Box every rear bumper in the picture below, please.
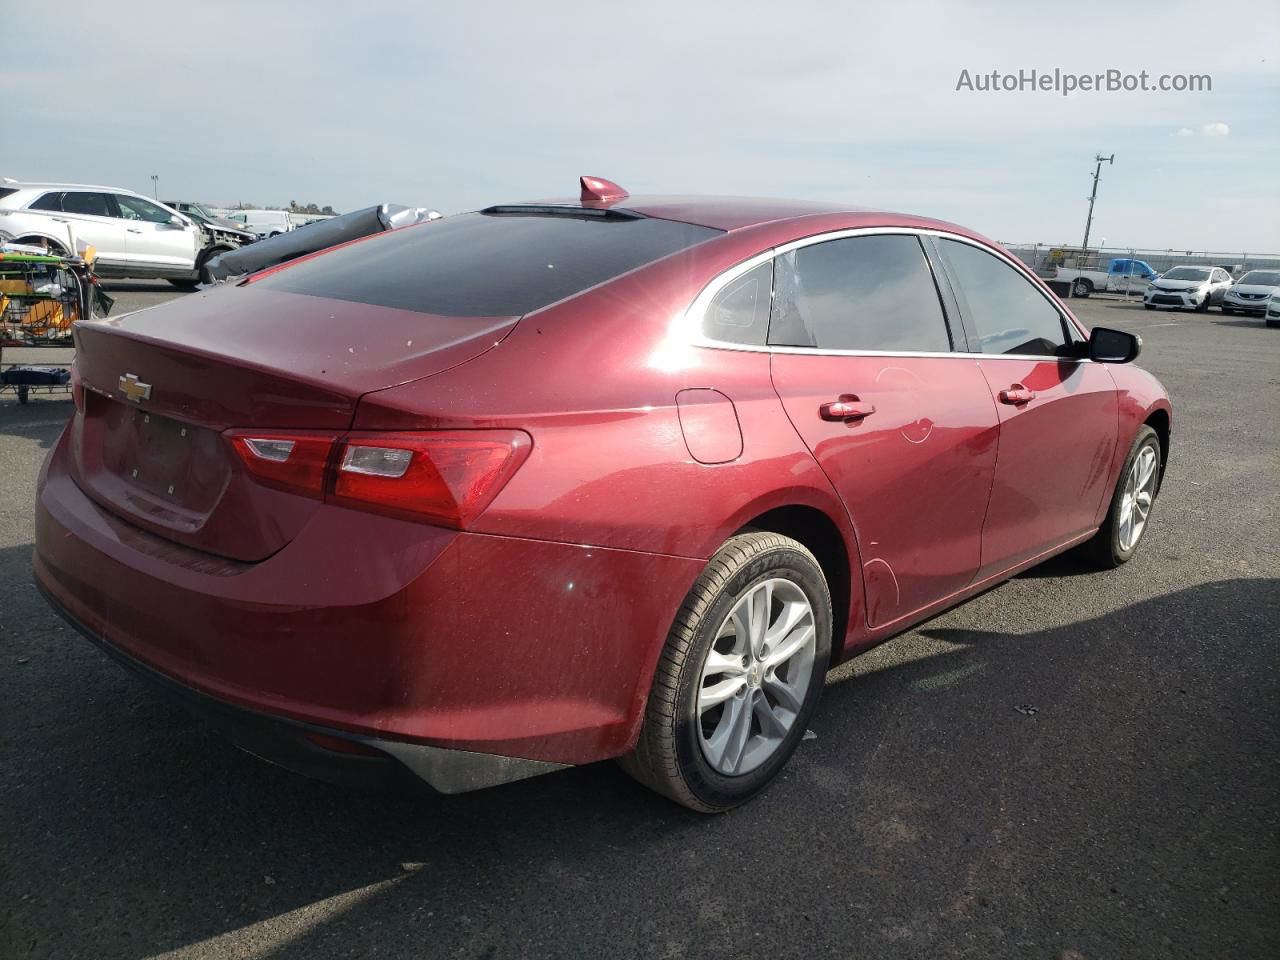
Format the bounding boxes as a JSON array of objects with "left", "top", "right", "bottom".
[
  {"left": 35, "top": 427, "right": 704, "bottom": 774},
  {"left": 40, "top": 583, "right": 566, "bottom": 792}
]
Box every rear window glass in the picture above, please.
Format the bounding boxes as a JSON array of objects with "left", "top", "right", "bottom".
[
  {"left": 257, "top": 210, "right": 722, "bottom": 317},
  {"left": 0, "top": 187, "right": 18, "bottom": 202}
]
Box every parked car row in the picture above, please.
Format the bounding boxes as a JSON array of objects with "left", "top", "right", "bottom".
[{"left": 1143, "top": 265, "right": 1280, "bottom": 322}]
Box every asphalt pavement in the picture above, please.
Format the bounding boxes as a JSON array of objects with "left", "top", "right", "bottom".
[{"left": 1, "top": 286, "right": 1277, "bottom": 959}]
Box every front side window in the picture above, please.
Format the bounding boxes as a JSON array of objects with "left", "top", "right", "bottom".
[
  {"left": 767, "top": 234, "right": 952, "bottom": 352},
  {"left": 702, "top": 261, "right": 772, "bottom": 345},
  {"left": 28, "top": 192, "right": 63, "bottom": 212},
  {"left": 938, "top": 239, "right": 1069, "bottom": 357},
  {"left": 114, "top": 195, "right": 172, "bottom": 223},
  {"left": 59, "top": 192, "right": 115, "bottom": 217}
]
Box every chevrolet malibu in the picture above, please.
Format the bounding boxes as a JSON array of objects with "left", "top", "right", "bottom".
[{"left": 35, "top": 177, "right": 1173, "bottom": 812}]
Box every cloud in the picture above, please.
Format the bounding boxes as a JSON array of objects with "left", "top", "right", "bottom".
[
  {"left": 1176, "top": 127, "right": 1195, "bottom": 136},
  {"left": 1201, "top": 122, "right": 1231, "bottom": 137}
]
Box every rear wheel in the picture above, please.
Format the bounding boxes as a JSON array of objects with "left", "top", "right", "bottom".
[
  {"left": 1081, "top": 426, "right": 1161, "bottom": 568},
  {"left": 619, "top": 532, "right": 832, "bottom": 812},
  {"left": 1072, "top": 278, "right": 1093, "bottom": 298},
  {"left": 1143, "top": 304, "right": 1156, "bottom": 311}
]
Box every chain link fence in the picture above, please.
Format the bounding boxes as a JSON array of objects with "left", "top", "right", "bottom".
[{"left": 1000, "top": 243, "right": 1280, "bottom": 278}]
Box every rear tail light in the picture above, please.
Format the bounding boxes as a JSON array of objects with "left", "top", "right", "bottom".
[
  {"left": 228, "top": 432, "right": 336, "bottom": 498},
  {"left": 332, "top": 431, "right": 530, "bottom": 527},
  {"left": 227, "top": 428, "right": 530, "bottom": 528}
]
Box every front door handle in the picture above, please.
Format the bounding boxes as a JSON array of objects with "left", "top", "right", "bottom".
[
  {"left": 820, "top": 395, "right": 876, "bottom": 422},
  {"left": 127, "top": 228, "right": 144, "bottom": 234},
  {"left": 999, "top": 384, "right": 1036, "bottom": 405}
]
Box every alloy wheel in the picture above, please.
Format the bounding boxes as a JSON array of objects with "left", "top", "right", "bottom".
[
  {"left": 697, "top": 578, "right": 816, "bottom": 776},
  {"left": 1118, "top": 445, "right": 1158, "bottom": 551}
]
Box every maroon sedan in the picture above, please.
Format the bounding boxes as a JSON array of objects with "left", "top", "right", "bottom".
[{"left": 34, "top": 177, "right": 1171, "bottom": 811}]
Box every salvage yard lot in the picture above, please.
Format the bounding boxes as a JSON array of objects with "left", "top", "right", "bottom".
[{"left": 1, "top": 287, "right": 1277, "bottom": 959}]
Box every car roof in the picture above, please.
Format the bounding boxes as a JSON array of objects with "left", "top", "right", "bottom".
[
  {"left": 5, "top": 181, "right": 147, "bottom": 195},
  {"left": 520, "top": 193, "right": 972, "bottom": 235}
]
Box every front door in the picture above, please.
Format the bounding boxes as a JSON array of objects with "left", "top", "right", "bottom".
[
  {"left": 112, "top": 194, "right": 199, "bottom": 271},
  {"left": 934, "top": 237, "right": 1119, "bottom": 576},
  {"left": 766, "top": 233, "right": 999, "bottom": 629}
]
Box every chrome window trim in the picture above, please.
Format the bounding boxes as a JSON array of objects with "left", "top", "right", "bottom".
[{"left": 684, "top": 225, "right": 1089, "bottom": 364}]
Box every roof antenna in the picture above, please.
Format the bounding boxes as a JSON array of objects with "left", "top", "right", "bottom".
[{"left": 580, "top": 176, "right": 628, "bottom": 203}]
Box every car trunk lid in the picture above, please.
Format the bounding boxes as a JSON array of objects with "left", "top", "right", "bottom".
[{"left": 70, "top": 284, "right": 516, "bottom": 561}]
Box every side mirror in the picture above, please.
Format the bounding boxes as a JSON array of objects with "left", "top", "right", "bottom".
[
  {"left": 168, "top": 214, "right": 186, "bottom": 227},
  {"left": 1089, "top": 326, "right": 1141, "bottom": 363}
]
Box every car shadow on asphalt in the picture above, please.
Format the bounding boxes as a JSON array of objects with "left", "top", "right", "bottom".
[
  {"left": 4, "top": 572, "right": 1278, "bottom": 959},
  {"left": 1211, "top": 318, "right": 1271, "bottom": 329},
  {"left": 100, "top": 281, "right": 177, "bottom": 294},
  {"left": 0, "top": 397, "right": 72, "bottom": 450}
]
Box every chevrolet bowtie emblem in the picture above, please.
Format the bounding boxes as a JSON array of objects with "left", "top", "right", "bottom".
[{"left": 117, "top": 373, "right": 151, "bottom": 403}]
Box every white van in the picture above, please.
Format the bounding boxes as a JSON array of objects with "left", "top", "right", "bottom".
[{"left": 225, "top": 209, "right": 295, "bottom": 238}]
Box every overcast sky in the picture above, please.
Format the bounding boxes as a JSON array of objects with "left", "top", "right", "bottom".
[{"left": 6, "top": 0, "right": 1277, "bottom": 251}]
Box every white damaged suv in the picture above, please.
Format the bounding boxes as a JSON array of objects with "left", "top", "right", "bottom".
[{"left": 0, "top": 181, "right": 227, "bottom": 289}]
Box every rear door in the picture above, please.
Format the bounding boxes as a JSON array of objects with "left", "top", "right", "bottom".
[
  {"left": 40, "top": 191, "right": 129, "bottom": 264},
  {"left": 113, "top": 194, "right": 199, "bottom": 270},
  {"left": 934, "top": 237, "right": 1118, "bottom": 576},
  {"left": 767, "top": 232, "right": 999, "bottom": 629}
]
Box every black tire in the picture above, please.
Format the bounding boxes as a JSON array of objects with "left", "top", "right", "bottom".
[
  {"left": 1266, "top": 318, "right": 1280, "bottom": 328},
  {"left": 1222, "top": 308, "right": 1236, "bottom": 316},
  {"left": 1195, "top": 296, "right": 1210, "bottom": 313},
  {"left": 167, "top": 278, "right": 199, "bottom": 291},
  {"left": 17, "top": 385, "right": 30, "bottom": 404},
  {"left": 1080, "top": 425, "right": 1162, "bottom": 569},
  {"left": 619, "top": 532, "right": 832, "bottom": 812},
  {"left": 1144, "top": 304, "right": 1156, "bottom": 311},
  {"left": 1072, "top": 278, "right": 1093, "bottom": 298}
]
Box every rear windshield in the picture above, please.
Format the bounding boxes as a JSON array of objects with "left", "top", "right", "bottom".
[{"left": 257, "top": 210, "right": 722, "bottom": 316}]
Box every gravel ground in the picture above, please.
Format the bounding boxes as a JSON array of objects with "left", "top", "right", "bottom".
[{"left": 1, "top": 286, "right": 1276, "bottom": 959}]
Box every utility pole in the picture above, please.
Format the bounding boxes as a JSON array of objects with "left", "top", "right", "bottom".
[
  {"left": 150, "top": 174, "right": 159, "bottom": 200},
  {"left": 1081, "top": 153, "right": 1113, "bottom": 254}
]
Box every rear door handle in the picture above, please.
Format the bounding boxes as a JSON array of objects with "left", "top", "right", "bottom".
[
  {"left": 127, "top": 228, "right": 144, "bottom": 234},
  {"left": 820, "top": 395, "right": 876, "bottom": 422},
  {"left": 999, "top": 384, "right": 1035, "bottom": 405}
]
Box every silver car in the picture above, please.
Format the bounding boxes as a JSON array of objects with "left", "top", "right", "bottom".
[
  {"left": 1143, "top": 265, "right": 1234, "bottom": 313},
  {"left": 1221, "top": 269, "right": 1280, "bottom": 317}
]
